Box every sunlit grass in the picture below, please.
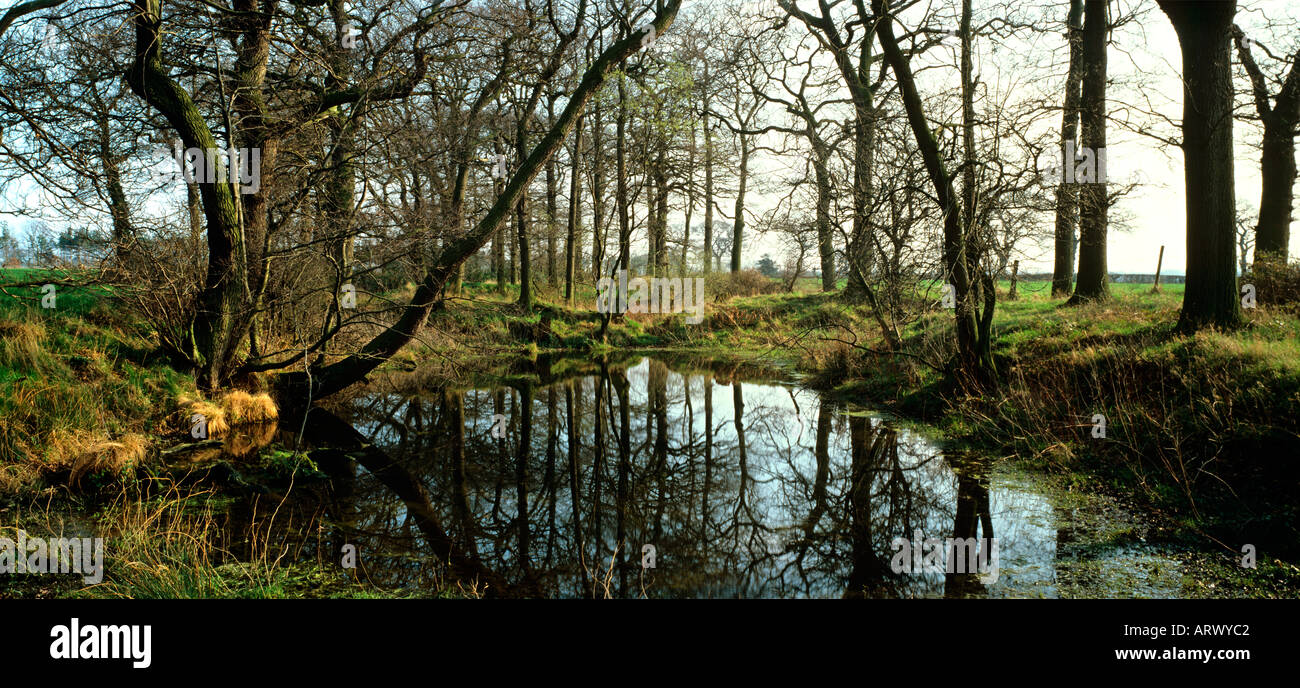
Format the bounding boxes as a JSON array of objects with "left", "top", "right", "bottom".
[{"left": 0, "top": 270, "right": 194, "bottom": 492}]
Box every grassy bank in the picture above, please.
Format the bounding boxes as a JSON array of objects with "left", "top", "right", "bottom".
[
  {"left": 0, "top": 270, "right": 484, "bottom": 598},
  {"left": 4, "top": 269, "right": 1298, "bottom": 595},
  {"left": 0, "top": 273, "right": 194, "bottom": 493}
]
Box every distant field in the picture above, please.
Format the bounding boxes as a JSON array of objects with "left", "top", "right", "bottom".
[{"left": 0, "top": 268, "right": 111, "bottom": 314}]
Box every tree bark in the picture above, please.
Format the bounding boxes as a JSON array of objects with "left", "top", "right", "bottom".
[
  {"left": 1255, "top": 124, "right": 1297, "bottom": 264},
  {"left": 616, "top": 68, "right": 631, "bottom": 271},
  {"left": 126, "top": 0, "right": 244, "bottom": 388},
  {"left": 565, "top": 115, "right": 583, "bottom": 306},
  {"left": 590, "top": 99, "right": 607, "bottom": 280},
  {"left": 1052, "top": 0, "right": 1084, "bottom": 297},
  {"left": 1067, "top": 0, "right": 1110, "bottom": 304},
  {"left": 652, "top": 148, "right": 669, "bottom": 276},
  {"left": 546, "top": 98, "right": 560, "bottom": 288},
  {"left": 703, "top": 103, "right": 715, "bottom": 274},
  {"left": 1160, "top": 0, "right": 1244, "bottom": 331},
  {"left": 1233, "top": 25, "right": 1300, "bottom": 266},
  {"left": 815, "top": 146, "right": 835, "bottom": 291},
  {"left": 730, "top": 134, "right": 749, "bottom": 273}
]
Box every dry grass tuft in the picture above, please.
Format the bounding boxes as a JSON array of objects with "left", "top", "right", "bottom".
[
  {"left": 219, "top": 390, "right": 278, "bottom": 424},
  {"left": 0, "top": 317, "right": 47, "bottom": 371},
  {"left": 174, "top": 394, "right": 229, "bottom": 438},
  {"left": 47, "top": 430, "right": 151, "bottom": 487},
  {"left": 167, "top": 392, "right": 279, "bottom": 461}
]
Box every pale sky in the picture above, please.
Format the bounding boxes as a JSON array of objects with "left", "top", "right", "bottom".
[{"left": 2, "top": 0, "right": 1298, "bottom": 277}]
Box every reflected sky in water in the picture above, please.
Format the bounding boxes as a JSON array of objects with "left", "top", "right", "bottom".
[{"left": 298, "top": 356, "right": 1164, "bottom": 598}]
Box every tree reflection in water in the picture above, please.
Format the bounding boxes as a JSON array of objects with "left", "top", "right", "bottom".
[{"left": 283, "top": 357, "right": 1054, "bottom": 598}]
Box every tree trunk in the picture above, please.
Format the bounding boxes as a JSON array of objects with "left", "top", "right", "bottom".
[
  {"left": 1067, "top": 0, "right": 1110, "bottom": 304},
  {"left": 545, "top": 113, "right": 559, "bottom": 288},
  {"left": 779, "top": 0, "right": 880, "bottom": 299},
  {"left": 1234, "top": 25, "right": 1300, "bottom": 266},
  {"left": 873, "top": 0, "right": 994, "bottom": 386},
  {"left": 616, "top": 69, "right": 630, "bottom": 271},
  {"left": 516, "top": 103, "right": 534, "bottom": 309},
  {"left": 565, "top": 115, "right": 583, "bottom": 306},
  {"left": 492, "top": 140, "right": 507, "bottom": 293},
  {"left": 682, "top": 117, "right": 696, "bottom": 271},
  {"left": 126, "top": 0, "right": 245, "bottom": 389},
  {"left": 1052, "top": 0, "right": 1084, "bottom": 297},
  {"left": 843, "top": 38, "right": 877, "bottom": 298},
  {"left": 590, "top": 101, "right": 607, "bottom": 280},
  {"left": 1254, "top": 121, "right": 1296, "bottom": 265},
  {"left": 730, "top": 135, "right": 749, "bottom": 273},
  {"left": 515, "top": 195, "right": 532, "bottom": 308},
  {"left": 1160, "top": 0, "right": 1243, "bottom": 331},
  {"left": 815, "top": 148, "right": 835, "bottom": 291},
  {"left": 703, "top": 115, "right": 715, "bottom": 274},
  {"left": 653, "top": 149, "right": 669, "bottom": 276}
]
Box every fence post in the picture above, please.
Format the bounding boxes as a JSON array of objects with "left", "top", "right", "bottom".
[{"left": 1151, "top": 245, "right": 1164, "bottom": 293}]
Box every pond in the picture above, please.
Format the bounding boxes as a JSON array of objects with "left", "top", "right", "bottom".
[{"left": 253, "top": 355, "right": 1189, "bottom": 598}]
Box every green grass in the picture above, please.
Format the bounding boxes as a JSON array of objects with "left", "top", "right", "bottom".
[
  {"left": 5, "top": 266, "right": 1298, "bottom": 589},
  {"left": 0, "top": 268, "right": 195, "bottom": 491},
  {"left": 916, "top": 281, "right": 1300, "bottom": 553}
]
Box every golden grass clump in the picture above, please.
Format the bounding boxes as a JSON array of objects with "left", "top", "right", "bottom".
[
  {"left": 0, "top": 318, "right": 47, "bottom": 371},
  {"left": 219, "top": 390, "right": 278, "bottom": 424},
  {"left": 48, "top": 430, "right": 150, "bottom": 487},
  {"left": 172, "top": 391, "right": 276, "bottom": 445},
  {"left": 175, "top": 394, "right": 229, "bottom": 439}
]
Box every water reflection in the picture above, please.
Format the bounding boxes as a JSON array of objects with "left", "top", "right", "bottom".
[{"left": 304, "top": 357, "right": 1058, "bottom": 598}]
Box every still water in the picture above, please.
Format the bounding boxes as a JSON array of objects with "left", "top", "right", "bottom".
[{"left": 275, "top": 356, "right": 1185, "bottom": 598}]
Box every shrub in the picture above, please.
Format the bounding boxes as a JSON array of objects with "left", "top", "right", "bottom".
[
  {"left": 704, "top": 269, "right": 779, "bottom": 301},
  {"left": 1246, "top": 256, "right": 1300, "bottom": 307}
]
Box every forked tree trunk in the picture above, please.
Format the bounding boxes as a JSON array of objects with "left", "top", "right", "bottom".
[
  {"left": 873, "top": 0, "right": 994, "bottom": 386},
  {"left": 126, "top": 0, "right": 244, "bottom": 389}
]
